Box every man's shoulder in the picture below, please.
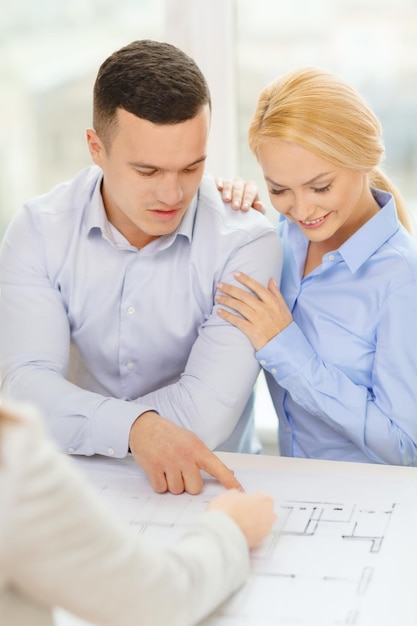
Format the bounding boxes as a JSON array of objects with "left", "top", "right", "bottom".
[
  {"left": 25, "top": 166, "right": 101, "bottom": 217},
  {"left": 196, "top": 175, "right": 277, "bottom": 240},
  {"left": 2, "top": 167, "right": 101, "bottom": 250}
]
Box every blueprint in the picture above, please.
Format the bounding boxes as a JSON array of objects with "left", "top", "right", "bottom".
[{"left": 66, "top": 454, "right": 417, "bottom": 626}]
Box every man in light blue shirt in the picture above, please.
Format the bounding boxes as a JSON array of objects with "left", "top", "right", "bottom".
[{"left": 0, "top": 40, "right": 282, "bottom": 494}]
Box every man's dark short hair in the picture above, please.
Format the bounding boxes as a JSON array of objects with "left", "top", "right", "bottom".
[{"left": 93, "top": 39, "right": 211, "bottom": 146}]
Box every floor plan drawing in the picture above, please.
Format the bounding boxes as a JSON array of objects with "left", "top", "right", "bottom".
[{"left": 69, "top": 454, "right": 417, "bottom": 626}]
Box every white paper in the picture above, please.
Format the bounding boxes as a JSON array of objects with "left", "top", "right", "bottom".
[{"left": 64, "top": 454, "right": 417, "bottom": 626}]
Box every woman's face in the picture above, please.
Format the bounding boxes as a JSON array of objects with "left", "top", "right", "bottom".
[{"left": 257, "top": 139, "right": 376, "bottom": 246}]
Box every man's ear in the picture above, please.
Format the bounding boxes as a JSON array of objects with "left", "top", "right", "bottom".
[{"left": 86, "top": 129, "right": 104, "bottom": 166}]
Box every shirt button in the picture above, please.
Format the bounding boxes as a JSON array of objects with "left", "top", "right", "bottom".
[
  {"left": 108, "top": 447, "right": 115, "bottom": 456},
  {"left": 328, "top": 254, "right": 335, "bottom": 261},
  {"left": 127, "top": 306, "right": 135, "bottom": 314},
  {"left": 68, "top": 447, "right": 75, "bottom": 453},
  {"left": 126, "top": 361, "right": 135, "bottom": 370},
  {"left": 260, "top": 359, "right": 266, "bottom": 366},
  {"left": 271, "top": 368, "right": 277, "bottom": 375}
]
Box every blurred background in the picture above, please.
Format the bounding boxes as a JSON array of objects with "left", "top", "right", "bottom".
[{"left": 2, "top": 0, "right": 417, "bottom": 451}]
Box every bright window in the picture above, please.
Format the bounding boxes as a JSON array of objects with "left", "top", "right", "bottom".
[{"left": 0, "top": 0, "right": 165, "bottom": 233}]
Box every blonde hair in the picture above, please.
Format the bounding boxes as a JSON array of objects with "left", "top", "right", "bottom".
[{"left": 248, "top": 66, "right": 415, "bottom": 233}]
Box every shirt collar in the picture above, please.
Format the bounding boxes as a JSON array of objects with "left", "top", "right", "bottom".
[
  {"left": 338, "top": 189, "right": 400, "bottom": 273},
  {"left": 85, "top": 170, "right": 110, "bottom": 236},
  {"left": 163, "top": 190, "right": 198, "bottom": 244},
  {"left": 85, "top": 169, "right": 199, "bottom": 251}
]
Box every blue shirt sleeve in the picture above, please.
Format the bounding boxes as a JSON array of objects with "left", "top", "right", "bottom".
[{"left": 257, "top": 277, "right": 417, "bottom": 465}]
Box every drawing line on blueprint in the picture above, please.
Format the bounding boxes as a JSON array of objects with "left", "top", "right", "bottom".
[
  {"left": 251, "top": 498, "right": 396, "bottom": 585},
  {"left": 218, "top": 497, "right": 399, "bottom": 625}
]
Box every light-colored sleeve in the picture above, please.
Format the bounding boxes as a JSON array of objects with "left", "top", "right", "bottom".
[
  {"left": 139, "top": 227, "right": 283, "bottom": 449},
  {"left": 4, "top": 414, "right": 250, "bottom": 626},
  {"left": 258, "top": 279, "right": 417, "bottom": 465}
]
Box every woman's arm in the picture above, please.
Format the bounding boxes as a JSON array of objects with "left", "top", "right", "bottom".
[
  {"left": 3, "top": 407, "right": 275, "bottom": 626},
  {"left": 216, "top": 272, "right": 417, "bottom": 466}
]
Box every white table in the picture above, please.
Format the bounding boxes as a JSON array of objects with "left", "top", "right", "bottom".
[{"left": 56, "top": 452, "right": 417, "bottom": 625}]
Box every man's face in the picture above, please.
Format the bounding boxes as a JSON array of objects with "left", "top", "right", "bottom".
[{"left": 87, "top": 106, "right": 210, "bottom": 248}]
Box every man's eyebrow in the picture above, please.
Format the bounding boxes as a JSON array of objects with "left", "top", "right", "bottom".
[
  {"left": 265, "top": 171, "right": 335, "bottom": 187},
  {"left": 128, "top": 155, "right": 207, "bottom": 170},
  {"left": 183, "top": 155, "right": 207, "bottom": 168}
]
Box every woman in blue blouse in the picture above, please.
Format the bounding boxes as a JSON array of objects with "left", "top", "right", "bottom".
[{"left": 216, "top": 67, "right": 417, "bottom": 466}]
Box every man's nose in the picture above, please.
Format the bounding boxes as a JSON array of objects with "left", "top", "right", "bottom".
[{"left": 157, "top": 174, "right": 184, "bottom": 206}]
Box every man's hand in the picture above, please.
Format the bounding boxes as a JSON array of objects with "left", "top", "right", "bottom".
[
  {"left": 129, "top": 411, "right": 243, "bottom": 495},
  {"left": 215, "top": 177, "right": 265, "bottom": 213}
]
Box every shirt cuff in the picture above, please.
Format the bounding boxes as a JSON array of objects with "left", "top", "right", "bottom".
[
  {"left": 90, "top": 398, "right": 158, "bottom": 458},
  {"left": 255, "top": 321, "right": 316, "bottom": 380}
]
